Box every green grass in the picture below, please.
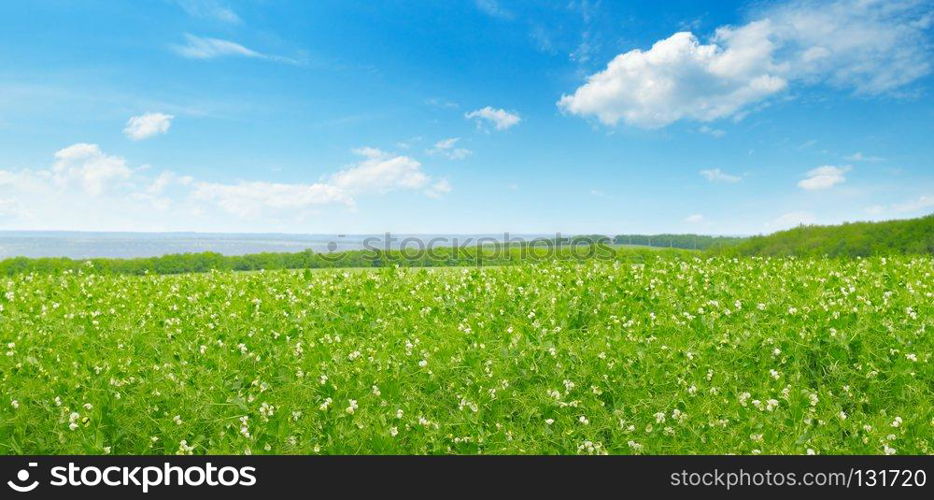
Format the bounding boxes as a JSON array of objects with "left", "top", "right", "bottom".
[{"left": 1, "top": 256, "right": 931, "bottom": 455}]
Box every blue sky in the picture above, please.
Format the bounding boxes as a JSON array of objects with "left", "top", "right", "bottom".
[{"left": 0, "top": 0, "right": 932, "bottom": 235}]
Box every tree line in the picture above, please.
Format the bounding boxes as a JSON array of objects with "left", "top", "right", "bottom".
[
  {"left": 0, "top": 244, "right": 692, "bottom": 276},
  {"left": 717, "top": 214, "right": 934, "bottom": 257}
]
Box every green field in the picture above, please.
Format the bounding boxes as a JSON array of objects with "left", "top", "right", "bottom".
[{"left": 1, "top": 256, "right": 931, "bottom": 455}]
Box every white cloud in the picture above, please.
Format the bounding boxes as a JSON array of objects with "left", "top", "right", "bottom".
[
  {"left": 173, "top": 0, "right": 240, "bottom": 24},
  {"left": 558, "top": 0, "right": 932, "bottom": 128},
  {"left": 465, "top": 106, "right": 521, "bottom": 131},
  {"left": 868, "top": 195, "right": 934, "bottom": 215},
  {"left": 425, "top": 179, "right": 453, "bottom": 199},
  {"left": 890, "top": 195, "right": 932, "bottom": 212},
  {"left": 51, "top": 143, "right": 132, "bottom": 196},
  {"left": 798, "top": 165, "right": 850, "bottom": 190},
  {"left": 427, "top": 138, "right": 472, "bottom": 160},
  {"left": 557, "top": 30, "right": 787, "bottom": 128},
  {"left": 172, "top": 34, "right": 298, "bottom": 64},
  {"left": 0, "top": 144, "right": 446, "bottom": 228},
  {"left": 330, "top": 148, "right": 431, "bottom": 193},
  {"left": 195, "top": 148, "right": 445, "bottom": 217},
  {"left": 124, "top": 112, "right": 174, "bottom": 141},
  {"left": 893, "top": 195, "right": 934, "bottom": 213},
  {"left": 424, "top": 98, "right": 459, "bottom": 109},
  {"left": 700, "top": 168, "right": 741, "bottom": 183},
  {"left": 769, "top": 211, "right": 817, "bottom": 230},
  {"left": 147, "top": 170, "right": 193, "bottom": 195},
  {"left": 698, "top": 125, "right": 726, "bottom": 138},
  {"left": 685, "top": 214, "right": 705, "bottom": 223},
  {"left": 191, "top": 181, "right": 352, "bottom": 218}
]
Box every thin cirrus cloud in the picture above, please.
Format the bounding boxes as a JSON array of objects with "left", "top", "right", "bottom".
[
  {"left": 426, "top": 138, "right": 472, "bottom": 160},
  {"left": 558, "top": 0, "right": 932, "bottom": 128},
  {"left": 124, "top": 112, "right": 174, "bottom": 141},
  {"left": 798, "top": 165, "right": 850, "bottom": 190},
  {"left": 700, "top": 168, "right": 741, "bottom": 183},
  {"left": 474, "top": 0, "right": 513, "bottom": 20},
  {"left": 845, "top": 152, "right": 885, "bottom": 162},
  {"left": 172, "top": 34, "right": 299, "bottom": 64},
  {"left": 465, "top": 106, "right": 521, "bottom": 131},
  {"left": 172, "top": 0, "right": 241, "bottom": 24}
]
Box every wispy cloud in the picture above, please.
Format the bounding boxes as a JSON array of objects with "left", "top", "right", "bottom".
[
  {"left": 427, "top": 138, "right": 472, "bottom": 160},
  {"left": 424, "top": 97, "right": 459, "bottom": 109},
  {"left": 867, "top": 195, "right": 934, "bottom": 216},
  {"left": 475, "top": 0, "right": 513, "bottom": 20},
  {"left": 700, "top": 168, "right": 741, "bottom": 183},
  {"left": 465, "top": 106, "right": 521, "bottom": 131},
  {"left": 172, "top": 34, "right": 300, "bottom": 64},
  {"left": 845, "top": 152, "right": 885, "bottom": 162},
  {"left": 124, "top": 112, "right": 174, "bottom": 141},
  {"left": 798, "top": 165, "right": 850, "bottom": 190},
  {"left": 698, "top": 125, "right": 726, "bottom": 138},
  {"left": 172, "top": 0, "right": 241, "bottom": 24}
]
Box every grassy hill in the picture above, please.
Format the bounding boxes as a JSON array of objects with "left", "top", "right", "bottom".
[{"left": 720, "top": 214, "right": 934, "bottom": 257}]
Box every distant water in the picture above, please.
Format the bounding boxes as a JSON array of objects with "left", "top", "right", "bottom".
[{"left": 0, "top": 232, "right": 546, "bottom": 259}]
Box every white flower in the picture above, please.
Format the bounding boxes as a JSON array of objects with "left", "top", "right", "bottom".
[
  {"left": 177, "top": 440, "right": 195, "bottom": 455},
  {"left": 345, "top": 400, "right": 358, "bottom": 414},
  {"left": 173, "top": 415, "right": 183, "bottom": 425},
  {"left": 891, "top": 417, "right": 903, "bottom": 428},
  {"left": 10, "top": 400, "right": 18, "bottom": 409},
  {"left": 545, "top": 418, "right": 555, "bottom": 425}
]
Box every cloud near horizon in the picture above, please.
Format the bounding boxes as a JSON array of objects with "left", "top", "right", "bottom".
[{"left": 0, "top": 144, "right": 448, "bottom": 227}]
